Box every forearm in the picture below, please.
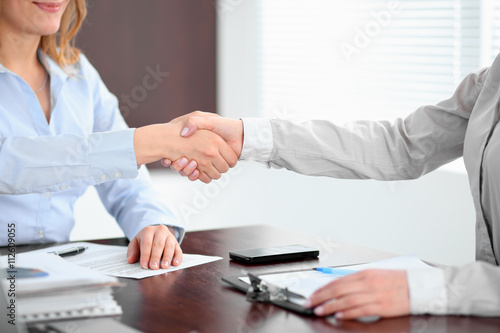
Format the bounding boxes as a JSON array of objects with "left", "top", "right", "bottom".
[
  {"left": 133, "top": 124, "right": 170, "bottom": 166},
  {"left": 96, "top": 166, "right": 184, "bottom": 242},
  {"left": 0, "top": 129, "right": 138, "bottom": 194},
  {"left": 241, "top": 112, "right": 467, "bottom": 181}
]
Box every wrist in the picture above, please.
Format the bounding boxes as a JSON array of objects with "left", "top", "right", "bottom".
[{"left": 134, "top": 124, "right": 171, "bottom": 165}]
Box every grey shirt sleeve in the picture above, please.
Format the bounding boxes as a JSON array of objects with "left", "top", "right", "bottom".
[
  {"left": 444, "top": 262, "right": 500, "bottom": 316},
  {"left": 242, "top": 67, "right": 487, "bottom": 181}
]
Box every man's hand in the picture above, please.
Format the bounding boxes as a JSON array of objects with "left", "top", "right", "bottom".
[
  {"left": 178, "top": 114, "right": 244, "bottom": 157},
  {"left": 305, "top": 269, "right": 410, "bottom": 320},
  {"left": 161, "top": 111, "right": 244, "bottom": 182},
  {"left": 127, "top": 225, "right": 183, "bottom": 270}
]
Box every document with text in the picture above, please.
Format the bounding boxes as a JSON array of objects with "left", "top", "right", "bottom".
[{"left": 34, "top": 242, "right": 222, "bottom": 279}]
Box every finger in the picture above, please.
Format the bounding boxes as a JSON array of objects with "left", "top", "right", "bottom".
[
  {"left": 314, "top": 293, "right": 377, "bottom": 317},
  {"left": 160, "top": 236, "right": 177, "bottom": 269},
  {"left": 171, "top": 157, "right": 188, "bottom": 172},
  {"left": 172, "top": 242, "right": 183, "bottom": 266},
  {"left": 211, "top": 154, "right": 230, "bottom": 176},
  {"left": 149, "top": 229, "right": 168, "bottom": 270},
  {"left": 197, "top": 151, "right": 223, "bottom": 180},
  {"left": 334, "top": 304, "right": 381, "bottom": 320},
  {"left": 198, "top": 171, "right": 212, "bottom": 183},
  {"left": 204, "top": 162, "right": 223, "bottom": 180},
  {"left": 161, "top": 159, "right": 172, "bottom": 167},
  {"left": 182, "top": 160, "right": 198, "bottom": 176},
  {"left": 219, "top": 140, "right": 239, "bottom": 168},
  {"left": 188, "top": 169, "right": 200, "bottom": 181},
  {"left": 180, "top": 117, "right": 217, "bottom": 137},
  {"left": 138, "top": 231, "right": 154, "bottom": 269},
  {"left": 307, "top": 274, "right": 367, "bottom": 307},
  {"left": 127, "top": 238, "right": 140, "bottom": 264}
]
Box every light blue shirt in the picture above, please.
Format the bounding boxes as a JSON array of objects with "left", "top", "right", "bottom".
[{"left": 0, "top": 52, "right": 184, "bottom": 246}]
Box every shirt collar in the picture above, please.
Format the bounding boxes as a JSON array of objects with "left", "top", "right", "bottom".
[
  {"left": 0, "top": 50, "right": 78, "bottom": 78},
  {"left": 39, "top": 50, "right": 74, "bottom": 81}
]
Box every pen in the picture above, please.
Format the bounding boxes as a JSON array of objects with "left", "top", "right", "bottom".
[
  {"left": 314, "top": 267, "right": 356, "bottom": 276},
  {"left": 49, "top": 246, "right": 88, "bottom": 257}
]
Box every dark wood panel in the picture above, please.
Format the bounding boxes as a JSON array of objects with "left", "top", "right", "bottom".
[
  {"left": 76, "top": 0, "right": 216, "bottom": 167},
  {"left": 4, "top": 226, "right": 500, "bottom": 332}
]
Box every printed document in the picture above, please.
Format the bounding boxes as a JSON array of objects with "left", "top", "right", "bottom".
[{"left": 35, "top": 242, "right": 222, "bottom": 279}]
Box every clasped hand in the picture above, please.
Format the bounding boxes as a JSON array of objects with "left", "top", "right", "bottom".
[{"left": 160, "top": 111, "right": 244, "bottom": 183}]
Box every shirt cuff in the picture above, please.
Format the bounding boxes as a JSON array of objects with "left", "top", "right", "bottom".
[
  {"left": 407, "top": 268, "right": 448, "bottom": 315},
  {"left": 171, "top": 226, "right": 185, "bottom": 244},
  {"left": 89, "top": 128, "right": 139, "bottom": 184},
  {"left": 149, "top": 224, "right": 186, "bottom": 244},
  {"left": 240, "top": 118, "right": 274, "bottom": 162}
]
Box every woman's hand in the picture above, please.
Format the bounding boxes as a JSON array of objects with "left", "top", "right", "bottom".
[
  {"left": 126, "top": 225, "right": 182, "bottom": 270},
  {"left": 305, "top": 269, "right": 410, "bottom": 320}
]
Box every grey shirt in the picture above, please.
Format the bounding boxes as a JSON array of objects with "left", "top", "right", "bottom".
[{"left": 240, "top": 54, "right": 500, "bottom": 316}]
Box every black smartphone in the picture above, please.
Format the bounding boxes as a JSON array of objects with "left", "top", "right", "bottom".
[{"left": 229, "top": 244, "right": 320, "bottom": 264}]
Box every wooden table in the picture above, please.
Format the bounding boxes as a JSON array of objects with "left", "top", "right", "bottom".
[{"left": 4, "top": 225, "right": 500, "bottom": 332}]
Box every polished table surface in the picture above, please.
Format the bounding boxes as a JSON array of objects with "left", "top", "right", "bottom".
[{"left": 3, "top": 225, "right": 500, "bottom": 333}]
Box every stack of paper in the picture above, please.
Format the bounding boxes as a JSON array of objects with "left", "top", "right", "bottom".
[{"left": 1, "top": 252, "right": 122, "bottom": 323}]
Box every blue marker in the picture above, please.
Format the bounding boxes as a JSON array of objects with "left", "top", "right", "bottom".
[{"left": 314, "top": 267, "right": 357, "bottom": 276}]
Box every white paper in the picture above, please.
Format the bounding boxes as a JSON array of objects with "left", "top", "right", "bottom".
[
  {"left": 339, "top": 254, "right": 434, "bottom": 271},
  {"left": 1, "top": 252, "right": 119, "bottom": 294},
  {"left": 0, "top": 251, "right": 123, "bottom": 321},
  {"left": 240, "top": 255, "right": 435, "bottom": 305},
  {"left": 34, "top": 242, "right": 222, "bottom": 279}
]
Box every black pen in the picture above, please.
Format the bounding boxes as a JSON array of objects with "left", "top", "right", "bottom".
[{"left": 49, "top": 246, "right": 88, "bottom": 257}]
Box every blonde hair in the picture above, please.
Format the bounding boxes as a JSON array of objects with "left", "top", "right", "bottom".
[{"left": 39, "top": 0, "right": 87, "bottom": 69}]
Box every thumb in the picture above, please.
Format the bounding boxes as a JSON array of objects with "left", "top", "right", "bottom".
[
  {"left": 180, "top": 117, "right": 216, "bottom": 137},
  {"left": 127, "top": 238, "right": 140, "bottom": 264}
]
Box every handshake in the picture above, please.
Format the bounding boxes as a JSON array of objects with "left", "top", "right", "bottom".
[{"left": 134, "top": 111, "right": 243, "bottom": 183}]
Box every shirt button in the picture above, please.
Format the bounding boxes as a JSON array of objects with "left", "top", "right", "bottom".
[
  {"left": 113, "top": 171, "right": 122, "bottom": 179},
  {"left": 59, "top": 185, "right": 67, "bottom": 190},
  {"left": 99, "top": 174, "right": 109, "bottom": 181},
  {"left": 37, "top": 230, "right": 44, "bottom": 238},
  {"left": 44, "top": 192, "right": 51, "bottom": 199}
]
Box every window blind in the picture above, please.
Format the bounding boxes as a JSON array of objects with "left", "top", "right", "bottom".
[
  {"left": 491, "top": 1, "right": 500, "bottom": 61},
  {"left": 257, "top": 0, "right": 487, "bottom": 123}
]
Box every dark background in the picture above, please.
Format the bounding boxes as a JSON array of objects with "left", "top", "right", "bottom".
[{"left": 76, "top": 0, "right": 217, "bottom": 167}]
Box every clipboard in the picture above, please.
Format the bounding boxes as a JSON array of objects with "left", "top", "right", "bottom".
[{"left": 222, "top": 269, "right": 316, "bottom": 316}]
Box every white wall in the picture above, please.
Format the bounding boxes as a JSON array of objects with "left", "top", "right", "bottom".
[
  {"left": 73, "top": 164, "right": 475, "bottom": 267},
  {"left": 72, "top": 0, "right": 477, "bottom": 268}
]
